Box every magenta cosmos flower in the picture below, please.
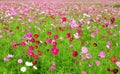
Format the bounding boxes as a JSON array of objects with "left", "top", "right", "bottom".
[
  {"left": 51, "top": 47, "right": 59, "bottom": 55},
  {"left": 98, "top": 51, "right": 105, "bottom": 58}
]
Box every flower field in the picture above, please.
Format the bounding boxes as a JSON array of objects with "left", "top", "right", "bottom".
[{"left": 0, "top": 0, "right": 120, "bottom": 74}]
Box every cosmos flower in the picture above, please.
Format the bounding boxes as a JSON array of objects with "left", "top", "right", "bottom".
[
  {"left": 81, "top": 46, "right": 88, "bottom": 53},
  {"left": 95, "top": 60, "right": 100, "bottom": 66},
  {"left": 4, "top": 57, "right": 10, "bottom": 62},
  {"left": 34, "top": 34, "right": 39, "bottom": 38},
  {"left": 18, "top": 59, "right": 23, "bottom": 64},
  {"left": 106, "top": 41, "right": 111, "bottom": 49},
  {"left": 8, "top": 54, "right": 14, "bottom": 58},
  {"left": 91, "top": 33, "right": 95, "bottom": 38},
  {"left": 33, "top": 66, "right": 37, "bottom": 70},
  {"left": 98, "top": 51, "right": 105, "bottom": 58},
  {"left": 116, "top": 61, "right": 120, "bottom": 68},
  {"left": 89, "top": 63, "right": 93, "bottom": 67},
  {"left": 27, "top": 51, "right": 34, "bottom": 56},
  {"left": 24, "top": 32, "right": 32, "bottom": 39},
  {"left": 20, "top": 66, "right": 26, "bottom": 72},
  {"left": 20, "top": 42, "right": 26, "bottom": 46},
  {"left": 61, "top": 17, "right": 66, "bottom": 22},
  {"left": 28, "top": 46, "right": 34, "bottom": 50},
  {"left": 50, "top": 62, "right": 56, "bottom": 70},
  {"left": 86, "top": 54, "right": 92, "bottom": 59},
  {"left": 25, "top": 61, "right": 33, "bottom": 66},
  {"left": 72, "top": 51, "right": 78, "bottom": 57},
  {"left": 0, "top": 35, "right": 3, "bottom": 38},
  {"left": 82, "top": 71, "right": 87, "bottom": 74},
  {"left": 73, "top": 33, "right": 79, "bottom": 39},
  {"left": 51, "top": 47, "right": 59, "bottom": 55}
]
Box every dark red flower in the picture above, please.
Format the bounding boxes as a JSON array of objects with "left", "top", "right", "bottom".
[
  {"left": 30, "top": 38, "right": 35, "bottom": 42},
  {"left": 34, "top": 46, "right": 38, "bottom": 49},
  {"left": 33, "top": 60, "right": 38, "bottom": 65},
  {"left": 110, "top": 56, "right": 118, "bottom": 63},
  {"left": 110, "top": 17, "right": 115, "bottom": 24},
  {"left": 33, "top": 54, "right": 38, "bottom": 60},
  {"left": 38, "top": 50, "right": 42, "bottom": 56},
  {"left": 67, "top": 33, "right": 71, "bottom": 38},
  {"left": 47, "top": 32, "right": 51, "bottom": 35},
  {"left": 113, "top": 69, "right": 118, "bottom": 74},
  {"left": 35, "top": 41, "right": 40, "bottom": 45},
  {"left": 2, "top": 27, "right": 8, "bottom": 31},
  {"left": 69, "top": 37, "right": 74, "bottom": 42},
  {"left": 34, "top": 34, "right": 39, "bottom": 38},
  {"left": 72, "top": 51, "right": 78, "bottom": 57},
  {"left": 58, "top": 27, "right": 63, "bottom": 32}
]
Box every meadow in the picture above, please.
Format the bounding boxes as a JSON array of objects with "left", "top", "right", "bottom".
[{"left": 0, "top": 1, "right": 120, "bottom": 74}]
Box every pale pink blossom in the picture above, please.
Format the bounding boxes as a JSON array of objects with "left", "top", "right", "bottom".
[
  {"left": 18, "top": 59, "right": 23, "bottom": 64},
  {"left": 95, "top": 60, "right": 100, "bottom": 66},
  {"left": 50, "top": 62, "right": 56, "bottom": 70},
  {"left": 82, "top": 71, "right": 87, "bottom": 74},
  {"left": 81, "top": 46, "right": 88, "bottom": 53}
]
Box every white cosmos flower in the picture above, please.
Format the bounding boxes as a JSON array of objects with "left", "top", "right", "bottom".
[
  {"left": 25, "top": 61, "right": 33, "bottom": 66},
  {"left": 41, "top": 11, "right": 45, "bottom": 14},
  {"left": 33, "top": 66, "right": 37, "bottom": 70},
  {"left": 21, "top": 66, "right": 26, "bottom": 72}
]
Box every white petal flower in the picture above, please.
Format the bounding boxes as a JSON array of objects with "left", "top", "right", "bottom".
[
  {"left": 33, "top": 66, "right": 37, "bottom": 70},
  {"left": 21, "top": 66, "right": 26, "bottom": 72},
  {"left": 25, "top": 61, "right": 33, "bottom": 66}
]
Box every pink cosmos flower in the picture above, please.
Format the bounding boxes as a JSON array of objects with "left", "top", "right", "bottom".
[
  {"left": 12, "top": 43, "right": 17, "bottom": 48},
  {"left": 116, "top": 61, "right": 120, "bottom": 68},
  {"left": 82, "top": 71, "right": 87, "bottom": 74},
  {"left": 62, "top": 22, "right": 66, "bottom": 27},
  {"left": 8, "top": 54, "right": 14, "bottom": 58},
  {"left": 4, "top": 57, "right": 10, "bottom": 62},
  {"left": 95, "top": 60, "right": 100, "bottom": 66},
  {"left": 77, "top": 30, "right": 82, "bottom": 34},
  {"left": 98, "top": 51, "right": 105, "bottom": 58},
  {"left": 81, "top": 55, "right": 87, "bottom": 60},
  {"left": 89, "top": 63, "right": 93, "bottom": 67},
  {"left": 70, "top": 19, "right": 79, "bottom": 28},
  {"left": 81, "top": 46, "right": 88, "bottom": 53},
  {"left": 28, "top": 46, "right": 34, "bottom": 50},
  {"left": 91, "top": 33, "right": 95, "bottom": 38},
  {"left": 20, "top": 42, "right": 26, "bottom": 46},
  {"left": 0, "top": 35, "right": 3, "bottom": 38},
  {"left": 106, "top": 41, "right": 111, "bottom": 49},
  {"left": 107, "top": 41, "right": 111, "bottom": 46},
  {"left": 86, "top": 54, "right": 92, "bottom": 59},
  {"left": 24, "top": 32, "right": 32, "bottom": 39},
  {"left": 18, "top": 59, "right": 23, "bottom": 64},
  {"left": 94, "top": 29, "right": 99, "bottom": 34},
  {"left": 50, "top": 62, "right": 56, "bottom": 70},
  {"left": 12, "top": 11, "right": 18, "bottom": 16},
  {"left": 73, "top": 33, "right": 79, "bottom": 39},
  {"left": 28, "top": 51, "right": 34, "bottom": 56}
]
